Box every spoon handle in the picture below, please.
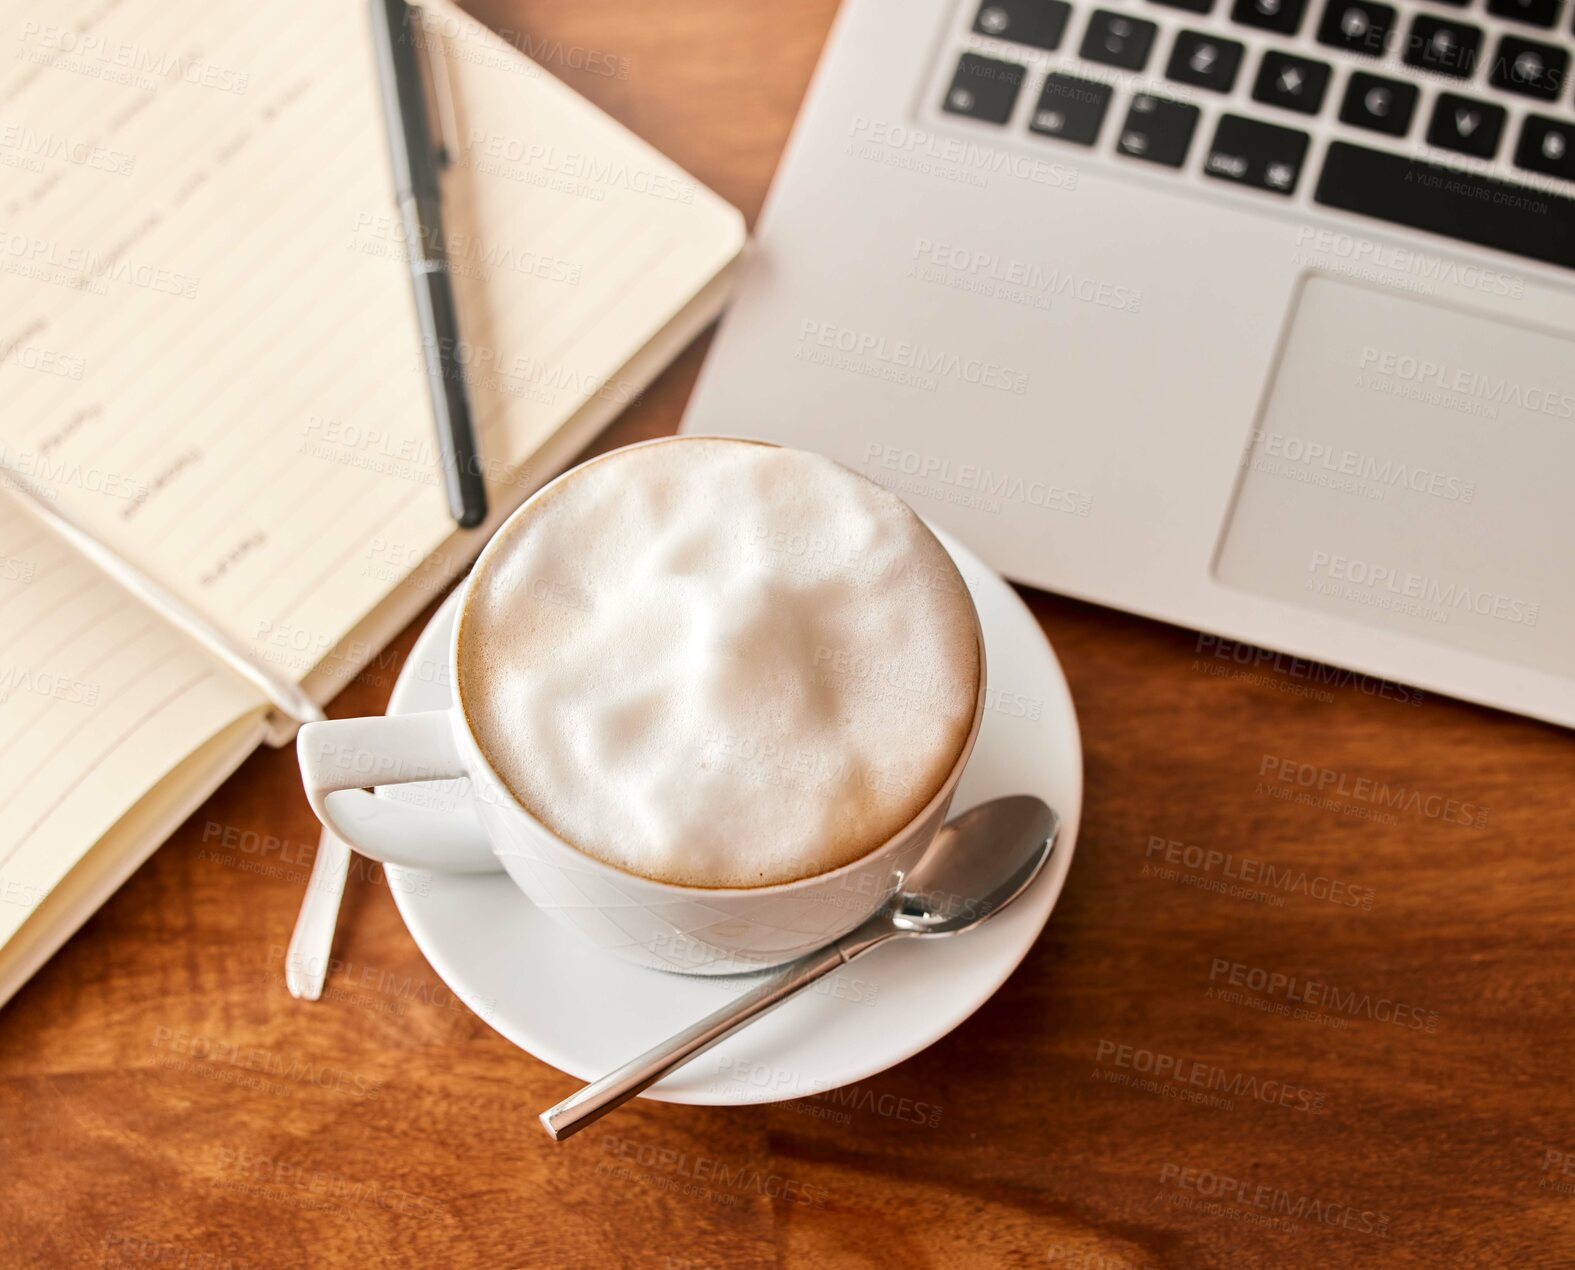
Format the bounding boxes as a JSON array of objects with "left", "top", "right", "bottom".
[
  {"left": 540, "top": 935, "right": 882, "bottom": 1140},
  {"left": 284, "top": 829, "right": 352, "bottom": 1000}
]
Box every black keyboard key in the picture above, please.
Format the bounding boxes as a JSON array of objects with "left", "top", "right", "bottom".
[
  {"left": 1080, "top": 11, "right": 1159, "bottom": 69},
  {"left": 1403, "top": 15, "right": 1481, "bottom": 77},
  {"left": 1167, "top": 31, "right": 1245, "bottom": 91},
  {"left": 1515, "top": 115, "right": 1575, "bottom": 180},
  {"left": 1316, "top": 141, "right": 1575, "bottom": 269},
  {"left": 1204, "top": 114, "right": 1310, "bottom": 192},
  {"left": 1150, "top": 0, "right": 1214, "bottom": 11},
  {"left": 1487, "top": 35, "right": 1569, "bottom": 98},
  {"left": 1316, "top": 0, "right": 1395, "bottom": 54},
  {"left": 941, "top": 53, "right": 1026, "bottom": 124},
  {"left": 1485, "top": 0, "right": 1560, "bottom": 27},
  {"left": 973, "top": 1, "right": 1074, "bottom": 51},
  {"left": 1339, "top": 72, "right": 1418, "bottom": 134},
  {"left": 1427, "top": 93, "right": 1505, "bottom": 156},
  {"left": 1116, "top": 94, "right": 1200, "bottom": 166},
  {"left": 1028, "top": 73, "right": 1114, "bottom": 145},
  {"left": 1231, "top": 0, "right": 1308, "bottom": 35},
  {"left": 1253, "top": 51, "right": 1332, "bottom": 113}
]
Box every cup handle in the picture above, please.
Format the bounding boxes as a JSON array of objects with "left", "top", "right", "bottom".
[{"left": 297, "top": 709, "right": 500, "bottom": 873}]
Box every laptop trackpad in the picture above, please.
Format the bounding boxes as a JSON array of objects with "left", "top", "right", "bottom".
[{"left": 1215, "top": 274, "right": 1573, "bottom": 677}]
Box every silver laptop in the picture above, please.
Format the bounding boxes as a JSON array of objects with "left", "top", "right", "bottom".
[{"left": 681, "top": 0, "right": 1575, "bottom": 726}]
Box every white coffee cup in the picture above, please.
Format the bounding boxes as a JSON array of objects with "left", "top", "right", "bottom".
[{"left": 297, "top": 437, "right": 986, "bottom": 974}]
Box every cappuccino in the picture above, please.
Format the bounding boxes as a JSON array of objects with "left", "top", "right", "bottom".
[{"left": 457, "top": 437, "right": 981, "bottom": 888}]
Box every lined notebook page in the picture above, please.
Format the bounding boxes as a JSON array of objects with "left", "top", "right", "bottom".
[
  {"left": 0, "top": 0, "right": 743, "bottom": 686},
  {"left": 0, "top": 490, "right": 263, "bottom": 948}
]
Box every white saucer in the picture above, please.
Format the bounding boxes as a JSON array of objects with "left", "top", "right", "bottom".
[{"left": 383, "top": 529, "right": 1082, "bottom": 1105}]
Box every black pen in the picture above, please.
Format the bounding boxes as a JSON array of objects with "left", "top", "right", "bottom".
[{"left": 369, "top": 0, "right": 487, "bottom": 528}]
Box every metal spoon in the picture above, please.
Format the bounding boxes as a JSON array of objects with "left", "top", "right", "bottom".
[{"left": 539, "top": 795, "right": 1060, "bottom": 1140}]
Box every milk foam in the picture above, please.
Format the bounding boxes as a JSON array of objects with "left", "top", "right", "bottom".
[{"left": 457, "top": 438, "right": 980, "bottom": 888}]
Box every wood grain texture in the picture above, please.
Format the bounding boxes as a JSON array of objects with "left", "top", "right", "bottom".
[{"left": 2, "top": 3, "right": 1572, "bottom": 1266}]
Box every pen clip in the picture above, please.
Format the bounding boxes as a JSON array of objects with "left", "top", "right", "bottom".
[{"left": 410, "top": 2, "right": 459, "bottom": 169}]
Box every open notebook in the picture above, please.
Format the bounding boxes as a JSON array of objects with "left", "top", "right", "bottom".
[{"left": 0, "top": 0, "right": 744, "bottom": 1005}]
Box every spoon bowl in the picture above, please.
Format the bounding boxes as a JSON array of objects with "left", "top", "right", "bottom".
[{"left": 886, "top": 795, "right": 1060, "bottom": 937}]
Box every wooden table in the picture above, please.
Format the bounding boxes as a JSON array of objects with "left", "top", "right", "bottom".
[{"left": 3, "top": 3, "right": 1572, "bottom": 1266}]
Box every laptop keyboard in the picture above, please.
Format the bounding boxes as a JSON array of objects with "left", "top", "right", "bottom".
[{"left": 937, "top": 0, "right": 1575, "bottom": 268}]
